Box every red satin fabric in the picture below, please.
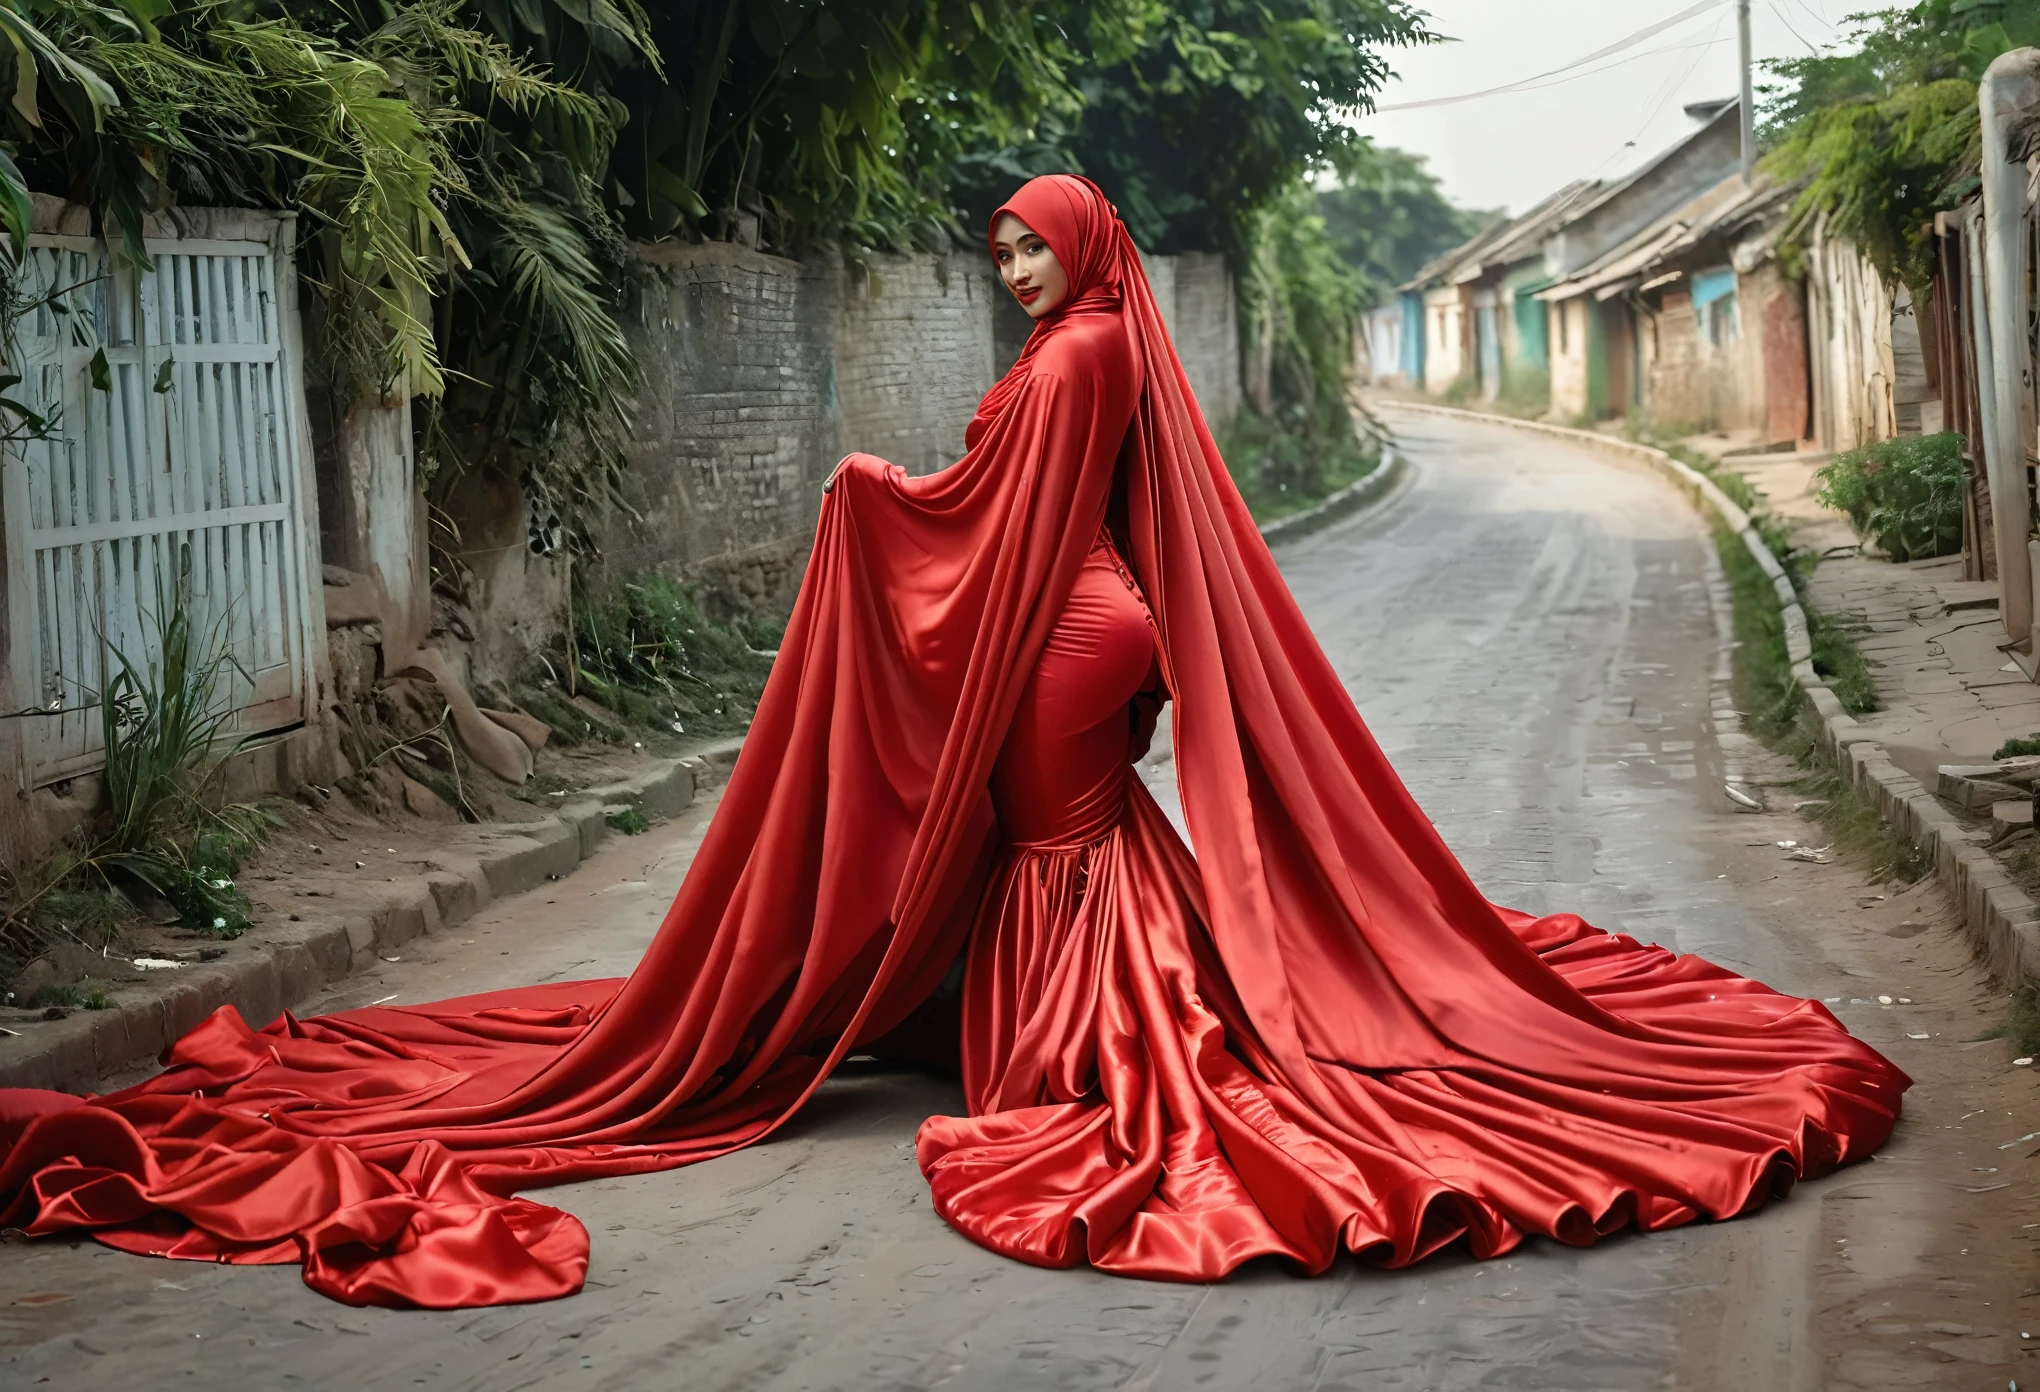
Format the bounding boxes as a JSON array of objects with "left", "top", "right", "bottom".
[{"left": 0, "top": 176, "right": 1905, "bottom": 1307}]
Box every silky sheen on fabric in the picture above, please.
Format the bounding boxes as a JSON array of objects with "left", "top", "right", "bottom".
[{"left": 0, "top": 176, "right": 1906, "bottom": 1308}]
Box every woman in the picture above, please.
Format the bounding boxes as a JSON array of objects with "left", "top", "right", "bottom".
[{"left": 0, "top": 176, "right": 1905, "bottom": 1307}]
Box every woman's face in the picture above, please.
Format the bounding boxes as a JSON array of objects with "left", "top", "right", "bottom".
[{"left": 992, "top": 213, "right": 1069, "bottom": 319}]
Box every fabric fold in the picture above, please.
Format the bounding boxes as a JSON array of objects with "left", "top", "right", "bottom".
[{"left": 0, "top": 175, "right": 1905, "bottom": 1307}]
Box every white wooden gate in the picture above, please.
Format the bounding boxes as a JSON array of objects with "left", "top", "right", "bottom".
[{"left": 2, "top": 209, "right": 318, "bottom": 786}]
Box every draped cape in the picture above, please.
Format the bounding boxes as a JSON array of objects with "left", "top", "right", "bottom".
[{"left": 0, "top": 177, "right": 1905, "bottom": 1307}]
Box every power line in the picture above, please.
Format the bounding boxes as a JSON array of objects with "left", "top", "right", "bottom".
[
  {"left": 1371, "top": 0, "right": 1731, "bottom": 113},
  {"left": 1462, "top": 35, "right": 1730, "bottom": 102},
  {"left": 1583, "top": 10, "right": 1731, "bottom": 184},
  {"left": 1767, "top": 0, "right": 1821, "bottom": 56}
]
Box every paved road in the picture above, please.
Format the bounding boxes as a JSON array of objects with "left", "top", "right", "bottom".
[{"left": 3, "top": 412, "right": 2025, "bottom": 1390}]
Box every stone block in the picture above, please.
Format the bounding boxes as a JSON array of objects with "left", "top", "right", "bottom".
[
  {"left": 373, "top": 893, "right": 435, "bottom": 952},
  {"left": 562, "top": 801, "right": 608, "bottom": 859},
  {"left": 426, "top": 868, "right": 485, "bottom": 927},
  {"left": 1937, "top": 765, "right": 2028, "bottom": 813},
  {"left": 479, "top": 820, "right": 581, "bottom": 899},
  {"left": 1993, "top": 799, "right": 2036, "bottom": 843}
]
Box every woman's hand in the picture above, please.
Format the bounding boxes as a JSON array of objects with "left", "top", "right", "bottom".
[{"left": 824, "top": 454, "right": 901, "bottom": 495}]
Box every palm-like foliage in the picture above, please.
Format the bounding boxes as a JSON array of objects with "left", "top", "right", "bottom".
[
  {"left": 351, "top": 0, "right": 640, "bottom": 551},
  {"left": 0, "top": 0, "right": 1430, "bottom": 562}
]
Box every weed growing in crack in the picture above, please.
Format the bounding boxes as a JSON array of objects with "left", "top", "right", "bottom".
[
  {"left": 1715, "top": 526, "right": 1925, "bottom": 885},
  {"left": 605, "top": 807, "right": 650, "bottom": 836},
  {"left": 1965, "top": 985, "right": 2040, "bottom": 1056}
]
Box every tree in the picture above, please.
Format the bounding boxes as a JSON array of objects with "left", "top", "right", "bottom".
[
  {"left": 1315, "top": 141, "right": 1494, "bottom": 303},
  {"left": 1762, "top": 0, "right": 2040, "bottom": 284},
  {"left": 1047, "top": 0, "right": 1432, "bottom": 255},
  {"left": 941, "top": 0, "right": 1432, "bottom": 252}
]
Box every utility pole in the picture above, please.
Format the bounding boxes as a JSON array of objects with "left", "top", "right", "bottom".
[{"left": 1738, "top": 0, "right": 1755, "bottom": 182}]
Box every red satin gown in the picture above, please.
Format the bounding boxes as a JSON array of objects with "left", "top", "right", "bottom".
[
  {"left": 0, "top": 173, "right": 1908, "bottom": 1308},
  {"left": 921, "top": 532, "right": 1883, "bottom": 1278}
]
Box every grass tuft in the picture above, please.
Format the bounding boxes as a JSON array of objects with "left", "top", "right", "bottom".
[
  {"left": 1968, "top": 986, "right": 2040, "bottom": 1056},
  {"left": 1716, "top": 524, "right": 1926, "bottom": 884},
  {"left": 3, "top": 578, "right": 278, "bottom": 982},
  {"left": 605, "top": 807, "right": 649, "bottom": 835},
  {"left": 570, "top": 574, "right": 779, "bottom": 741}
]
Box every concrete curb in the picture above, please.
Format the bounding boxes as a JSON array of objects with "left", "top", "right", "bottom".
[
  {"left": 1384, "top": 398, "right": 2040, "bottom": 988},
  {"left": 1257, "top": 446, "right": 1411, "bottom": 544},
  {"left": 0, "top": 738, "right": 747, "bottom": 1093}
]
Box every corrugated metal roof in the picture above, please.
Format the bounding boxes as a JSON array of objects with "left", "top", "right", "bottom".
[
  {"left": 1535, "top": 173, "right": 1793, "bottom": 301},
  {"left": 1399, "top": 180, "right": 1602, "bottom": 293},
  {"left": 1396, "top": 100, "right": 1792, "bottom": 300}
]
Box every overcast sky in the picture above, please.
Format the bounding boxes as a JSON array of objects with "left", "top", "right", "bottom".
[{"left": 1358, "top": 0, "right": 1851, "bottom": 216}]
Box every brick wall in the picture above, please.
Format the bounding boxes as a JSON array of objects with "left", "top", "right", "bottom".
[
  {"left": 836, "top": 253, "right": 998, "bottom": 476},
  {"left": 553, "top": 243, "right": 1239, "bottom": 630},
  {"left": 1643, "top": 289, "right": 1703, "bottom": 425},
  {"left": 596, "top": 243, "right": 842, "bottom": 617},
  {"left": 1640, "top": 270, "right": 1780, "bottom": 436},
  {"left": 1171, "top": 253, "right": 1239, "bottom": 431}
]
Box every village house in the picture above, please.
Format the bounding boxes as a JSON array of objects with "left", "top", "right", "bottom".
[
  {"left": 1536, "top": 172, "right": 1805, "bottom": 446},
  {"left": 1536, "top": 101, "right": 1746, "bottom": 421},
  {"left": 1375, "top": 101, "right": 1747, "bottom": 422}
]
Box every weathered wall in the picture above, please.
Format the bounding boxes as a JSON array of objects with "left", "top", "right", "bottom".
[
  {"left": 1806, "top": 230, "right": 1897, "bottom": 451},
  {"left": 1548, "top": 297, "right": 1590, "bottom": 417},
  {"left": 440, "top": 473, "right": 566, "bottom": 692},
  {"left": 596, "top": 244, "right": 842, "bottom": 620},
  {"left": 1171, "top": 253, "right": 1240, "bottom": 430},
  {"left": 836, "top": 253, "right": 999, "bottom": 476},
  {"left": 1641, "top": 283, "right": 1761, "bottom": 432},
  {"left": 478, "top": 241, "right": 1243, "bottom": 666},
  {"left": 1761, "top": 265, "right": 1811, "bottom": 445},
  {"left": 1422, "top": 286, "right": 1466, "bottom": 393},
  {"left": 581, "top": 244, "right": 1018, "bottom": 626}
]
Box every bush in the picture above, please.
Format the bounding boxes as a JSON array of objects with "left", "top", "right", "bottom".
[
  {"left": 573, "top": 575, "right": 779, "bottom": 739},
  {"left": 1220, "top": 407, "right": 1379, "bottom": 523},
  {"left": 1814, "top": 431, "right": 1966, "bottom": 561}
]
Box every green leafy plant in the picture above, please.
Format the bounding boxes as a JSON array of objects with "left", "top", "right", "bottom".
[
  {"left": 1220, "top": 174, "right": 1378, "bottom": 514},
  {"left": 1221, "top": 404, "right": 1378, "bottom": 522},
  {"left": 0, "top": 564, "right": 275, "bottom": 972},
  {"left": 571, "top": 573, "right": 777, "bottom": 739},
  {"left": 977, "top": 0, "right": 1434, "bottom": 255},
  {"left": 1761, "top": 0, "right": 2040, "bottom": 284},
  {"left": 604, "top": 806, "right": 648, "bottom": 835},
  {"left": 1815, "top": 431, "right": 1967, "bottom": 561},
  {"left": 1316, "top": 140, "right": 1497, "bottom": 302},
  {"left": 91, "top": 569, "right": 273, "bottom": 936}
]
